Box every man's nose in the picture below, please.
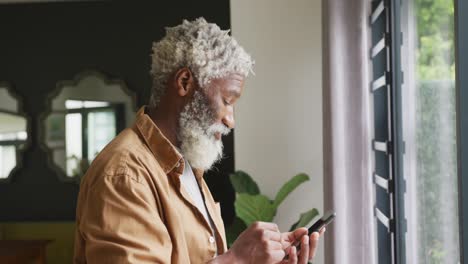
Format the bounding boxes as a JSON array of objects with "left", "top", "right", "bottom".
[{"left": 222, "top": 113, "right": 235, "bottom": 129}]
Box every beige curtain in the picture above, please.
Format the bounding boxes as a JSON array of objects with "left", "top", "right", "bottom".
[{"left": 322, "top": 0, "right": 376, "bottom": 263}]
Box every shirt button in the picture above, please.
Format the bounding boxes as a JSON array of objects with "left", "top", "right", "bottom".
[{"left": 209, "top": 236, "right": 215, "bottom": 244}]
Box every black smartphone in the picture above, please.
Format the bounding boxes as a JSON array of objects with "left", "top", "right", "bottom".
[
  {"left": 307, "top": 210, "right": 336, "bottom": 234},
  {"left": 284, "top": 210, "right": 336, "bottom": 259}
]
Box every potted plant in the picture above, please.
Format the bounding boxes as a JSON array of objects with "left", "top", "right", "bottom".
[{"left": 226, "top": 171, "right": 319, "bottom": 247}]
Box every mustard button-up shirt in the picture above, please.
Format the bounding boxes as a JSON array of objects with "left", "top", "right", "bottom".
[{"left": 74, "top": 107, "right": 227, "bottom": 264}]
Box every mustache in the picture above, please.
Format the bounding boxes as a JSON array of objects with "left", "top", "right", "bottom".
[{"left": 207, "top": 123, "right": 231, "bottom": 136}]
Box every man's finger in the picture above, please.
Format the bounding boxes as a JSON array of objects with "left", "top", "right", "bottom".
[
  {"left": 289, "top": 246, "right": 298, "bottom": 264},
  {"left": 308, "top": 232, "right": 320, "bottom": 261},
  {"left": 264, "top": 229, "right": 282, "bottom": 242},
  {"left": 284, "top": 227, "right": 308, "bottom": 243},
  {"left": 299, "top": 235, "right": 309, "bottom": 263},
  {"left": 265, "top": 239, "right": 283, "bottom": 250},
  {"left": 251, "top": 221, "right": 280, "bottom": 232},
  {"left": 269, "top": 248, "right": 286, "bottom": 261},
  {"left": 319, "top": 227, "right": 326, "bottom": 235},
  {"left": 279, "top": 246, "right": 297, "bottom": 264}
]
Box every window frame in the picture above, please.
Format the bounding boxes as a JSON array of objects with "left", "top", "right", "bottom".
[
  {"left": 388, "top": 0, "right": 406, "bottom": 263},
  {"left": 370, "top": 0, "right": 406, "bottom": 262},
  {"left": 455, "top": 0, "right": 468, "bottom": 262}
]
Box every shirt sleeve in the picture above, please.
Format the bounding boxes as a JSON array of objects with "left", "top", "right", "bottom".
[{"left": 76, "top": 175, "right": 172, "bottom": 264}]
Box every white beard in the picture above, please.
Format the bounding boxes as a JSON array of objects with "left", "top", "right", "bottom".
[{"left": 178, "top": 91, "right": 230, "bottom": 170}]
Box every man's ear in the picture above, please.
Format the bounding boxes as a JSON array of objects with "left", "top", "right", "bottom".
[{"left": 174, "top": 67, "right": 195, "bottom": 97}]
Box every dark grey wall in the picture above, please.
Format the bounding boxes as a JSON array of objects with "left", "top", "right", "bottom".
[{"left": 0, "top": 0, "right": 235, "bottom": 224}]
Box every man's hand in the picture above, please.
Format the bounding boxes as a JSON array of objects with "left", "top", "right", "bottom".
[
  {"left": 209, "top": 223, "right": 325, "bottom": 264},
  {"left": 209, "top": 221, "right": 285, "bottom": 264},
  {"left": 229, "top": 221, "right": 286, "bottom": 263},
  {"left": 280, "top": 227, "right": 326, "bottom": 264}
]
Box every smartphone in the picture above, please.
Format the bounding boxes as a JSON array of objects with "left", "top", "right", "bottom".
[
  {"left": 307, "top": 210, "right": 336, "bottom": 234},
  {"left": 284, "top": 210, "right": 336, "bottom": 259}
]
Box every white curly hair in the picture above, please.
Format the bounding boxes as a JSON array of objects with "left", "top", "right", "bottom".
[{"left": 149, "top": 17, "right": 254, "bottom": 107}]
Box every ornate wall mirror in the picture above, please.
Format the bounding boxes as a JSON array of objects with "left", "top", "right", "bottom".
[
  {"left": 0, "top": 83, "right": 28, "bottom": 181},
  {"left": 43, "top": 71, "right": 136, "bottom": 180}
]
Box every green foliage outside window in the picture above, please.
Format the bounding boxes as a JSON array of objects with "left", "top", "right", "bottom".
[
  {"left": 414, "top": 0, "right": 457, "bottom": 263},
  {"left": 416, "top": 0, "right": 455, "bottom": 79}
]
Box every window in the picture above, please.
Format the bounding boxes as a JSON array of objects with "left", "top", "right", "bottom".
[
  {"left": 63, "top": 100, "right": 123, "bottom": 177},
  {"left": 0, "top": 85, "right": 28, "bottom": 180},
  {"left": 401, "top": 0, "right": 459, "bottom": 263},
  {"left": 370, "top": 0, "right": 466, "bottom": 262},
  {"left": 0, "top": 113, "right": 27, "bottom": 179}
]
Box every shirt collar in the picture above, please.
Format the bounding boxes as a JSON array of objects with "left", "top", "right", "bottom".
[
  {"left": 133, "top": 106, "right": 205, "bottom": 180},
  {"left": 134, "top": 106, "right": 183, "bottom": 174}
]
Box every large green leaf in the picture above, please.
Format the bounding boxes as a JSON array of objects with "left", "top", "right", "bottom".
[
  {"left": 289, "top": 208, "right": 319, "bottom": 231},
  {"left": 226, "top": 217, "right": 247, "bottom": 248},
  {"left": 273, "top": 173, "right": 309, "bottom": 208},
  {"left": 235, "top": 193, "right": 276, "bottom": 226},
  {"left": 229, "top": 170, "right": 260, "bottom": 195}
]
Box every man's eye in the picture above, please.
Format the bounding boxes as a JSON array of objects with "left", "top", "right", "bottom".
[{"left": 223, "top": 99, "right": 231, "bottom": 106}]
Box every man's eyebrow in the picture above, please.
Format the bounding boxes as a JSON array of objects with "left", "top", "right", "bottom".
[{"left": 227, "top": 89, "right": 241, "bottom": 97}]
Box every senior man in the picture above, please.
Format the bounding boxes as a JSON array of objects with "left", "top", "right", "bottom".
[{"left": 74, "top": 18, "right": 324, "bottom": 263}]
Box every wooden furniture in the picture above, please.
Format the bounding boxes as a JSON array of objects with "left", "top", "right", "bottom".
[{"left": 0, "top": 240, "right": 52, "bottom": 264}]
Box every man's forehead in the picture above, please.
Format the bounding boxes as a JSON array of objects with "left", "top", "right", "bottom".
[
  {"left": 210, "top": 75, "right": 244, "bottom": 95},
  {"left": 226, "top": 73, "right": 245, "bottom": 81},
  {"left": 213, "top": 73, "right": 245, "bottom": 86}
]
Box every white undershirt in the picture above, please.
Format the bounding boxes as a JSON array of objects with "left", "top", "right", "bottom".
[{"left": 180, "top": 159, "right": 217, "bottom": 252}]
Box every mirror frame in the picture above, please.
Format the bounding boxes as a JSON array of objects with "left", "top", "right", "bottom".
[
  {"left": 39, "top": 70, "right": 137, "bottom": 183},
  {"left": 0, "top": 82, "right": 31, "bottom": 183}
]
